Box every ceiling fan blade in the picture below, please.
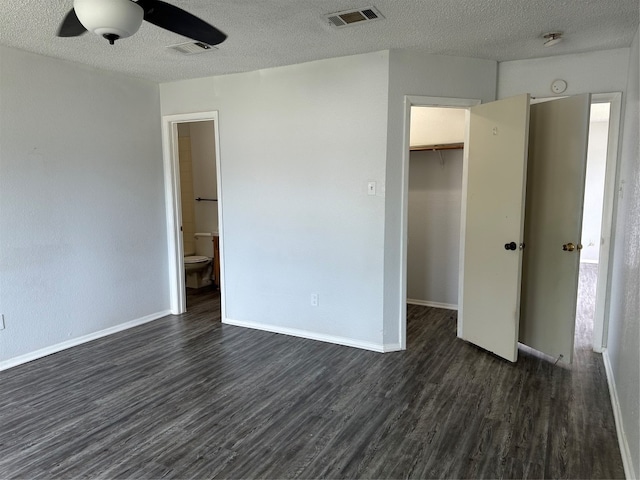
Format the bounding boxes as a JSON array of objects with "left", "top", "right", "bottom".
[
  {"left": 57, "top": 8, "right": 87, "bottom": 37},
  {"left": 136, "top": 0, "right": 227, "bottom": 46}
]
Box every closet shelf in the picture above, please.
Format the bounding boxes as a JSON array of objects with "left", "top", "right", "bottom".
[{"left": 410, "top": 142, "right": 464, "bottom": 152}]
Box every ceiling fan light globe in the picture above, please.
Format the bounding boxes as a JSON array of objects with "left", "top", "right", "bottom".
[{"left": 74, "top": 0, "right": 144, "bottom": 39}]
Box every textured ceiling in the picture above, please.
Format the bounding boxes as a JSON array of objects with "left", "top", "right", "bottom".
[{"left": 1, "top": 0, "right": 638, "bottom": 83}]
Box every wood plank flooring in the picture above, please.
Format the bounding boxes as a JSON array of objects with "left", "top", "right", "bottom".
[{"left": 0, "top": 277, "right": 624, "bottom": 479}]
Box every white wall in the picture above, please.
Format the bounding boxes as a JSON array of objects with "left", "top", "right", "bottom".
[
  {"left": 0, "top": 46, "right": 169, "bottom": 367},
  {"left": 161, "top": 52, "right": 391, "bottom": 350},
  {"left": 383, "top": 51, "right": 498, "bottom": 345},
  {"left": 498, "top": 48, "right": 630, "bottom": 98},
  {"left": 177, "top": 123, "right": 196, "bottom": 256},
  {"left": 410, "top": 107, "right": 466, "bottom": 147},
  {"left": 407, "top": 150, "right": 463, "bottom": 307},
  {"left": 163, "top": 51, "right": 499, "bottom": 351},
  {"left": 606, "top": 27, "right": 640, "bottom": 479},
  {"left": 499, "top": 43, "right": 639, "bottom": 478}
]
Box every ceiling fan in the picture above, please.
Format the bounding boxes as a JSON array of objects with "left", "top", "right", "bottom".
[{"left": 57, "top": 0, "right": 227, "bottom": 46}]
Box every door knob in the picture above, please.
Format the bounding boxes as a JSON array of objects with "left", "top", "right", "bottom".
[
  {"left": 504, "top": 242, "right": 517, "bottom": 251},
  {"left": 562, "top": 242, "right": 576, "bottom": 252}
]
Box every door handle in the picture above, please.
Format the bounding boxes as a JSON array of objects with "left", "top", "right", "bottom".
[
  {"left": 562, "top": 242, "right": 576, "bottom": 252},
  {"left": 504, "top": 242, "right": 517, "bottom": 251}
]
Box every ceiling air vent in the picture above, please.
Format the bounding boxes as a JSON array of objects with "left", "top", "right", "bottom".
[
  {"left": 324, "top": 6, "right": 384, "bottom": 28},
  {"left": 167, "top": 41, "right": 217, "bottom": 55}
]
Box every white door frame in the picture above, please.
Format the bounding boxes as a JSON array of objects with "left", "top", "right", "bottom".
[
  {"left": 399, "top": 95, "right": 481, "bottom": 349},
  {"left": 590, "top": 92, "right": 622, "bottom": 353},
  {"left": 161, "top": 111, "right": 225, "bottom": 318}
]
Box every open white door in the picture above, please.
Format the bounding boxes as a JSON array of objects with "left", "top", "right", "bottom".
[
  {"left": 459, "top": 94, "right": 530, "bottom": 362},
  {"left": 519, "top": 95, "right": 591, "bottom": 363}
]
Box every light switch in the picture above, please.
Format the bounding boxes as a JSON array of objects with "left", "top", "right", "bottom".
[{"left": 367, "top": 181, "right": 376, "bottom": 196}]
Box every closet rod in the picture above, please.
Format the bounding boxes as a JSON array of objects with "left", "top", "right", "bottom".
[{"left": 410, "top": 142, "right": 464, "bottom": 152}]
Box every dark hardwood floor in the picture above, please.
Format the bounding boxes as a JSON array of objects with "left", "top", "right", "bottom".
[{"left": 0, "top": 275, "right": 624, "bottom": 479}]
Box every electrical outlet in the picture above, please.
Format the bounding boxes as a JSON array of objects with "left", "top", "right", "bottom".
[
  {"left": 311, "top": 293, "right": 319, "bottom": 307},
  {"left": 0, "top": 314, "right": 5, "bottom": 330}
]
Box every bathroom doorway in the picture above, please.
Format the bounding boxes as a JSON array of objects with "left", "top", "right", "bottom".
[
  {"left": 162, "top": 111, "right": 225, "bottom": 317},
  {"left": 177, "top": 121, "right": 220, "bottom": 308}
]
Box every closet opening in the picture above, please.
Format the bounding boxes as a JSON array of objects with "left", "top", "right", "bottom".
[
  {"left": 407, "top": 106, "right": 467, "bottom": 311},
  {"left": 399, "top": 96, "right": 479, "bottom": 350}
]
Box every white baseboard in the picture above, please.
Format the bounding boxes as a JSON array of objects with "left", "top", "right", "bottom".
[
  {"left": 223, "top": 318, "right": 390, "bottom": 353},
  {"left": 382, "top": 343, "right": 403, "bottom": 352},
  {"left": 580, "top": 259, "right": 600, "bottom": 265},
  {"left": 0, "top": 310, "right": 171, "bottom": 371},
  {"left": 407, "top": 299, "right": 458, "bottom": 311},
  {"left": 603, "top": 349, "right": 636, "bottom": 480}
]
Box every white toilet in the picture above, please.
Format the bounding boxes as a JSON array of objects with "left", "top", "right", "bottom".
[{"left": 184, "top": 254, "right": 212, "bottom": 289}]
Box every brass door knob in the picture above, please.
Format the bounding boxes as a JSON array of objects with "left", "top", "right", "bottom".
[{"left": 562, "top": 242, "right": 576, "bottom": 252}]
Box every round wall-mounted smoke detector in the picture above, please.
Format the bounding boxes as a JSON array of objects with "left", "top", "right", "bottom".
[{"left": 551, "top": 79, "right": 568, "bottom": 94}]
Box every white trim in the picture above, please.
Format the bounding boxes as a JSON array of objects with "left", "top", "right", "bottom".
[
  {"left": 407, "top": 299, "right": 458, "bottom": 310},
  {"left": 580, "top": 258, "right": 600, "bottom": 265},
  {"left": 161, "top": 111, "right": 226, "bottom": 321},
  {"left": 161, "top": 117, "right": 184, "bottom": 314},
  {"left": 223, "top": 318, "right": 389, "bottom": 353},
  {"left": 458, "top": 107, "right": 473, "bottom": 339},
  {"left": 382, "top": 343, "right": 403, "bottom": 352},
  {"left": 404, "top": 95, "right": 483, "bottom": 109},
  {"left": 400, "top": 96, "right": 481, "bottom": 350},
  {"left": 602, "top": 349, "right": 636, "bottom": 480},
  {"left": 0, "top": 311, "right": 171, "bottom": 371},
  {"left": 591, "top": 92, "right": 622, "bottom": 353}
]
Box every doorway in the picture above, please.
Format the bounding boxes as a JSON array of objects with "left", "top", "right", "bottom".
[
  {"left": 406, "top": 106, "right": 467, "bottom": 311},
  {"left": 399, "top": 96, "right": 480, "bottom": 348},
  {"left": 581, "top": 93, "right": 622, "bottom": 353},
  {"left": 162, "top": 111, "right": 225, "bottom": 317},
  {"left": 176, "top": 121, "right": 220, "bottom": 308},
  {"left": 525, "top": 94, "right": 621, "bottom": 356},
  {"left": 575, "top": 102, "right": 610, "bottom": 352}
]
